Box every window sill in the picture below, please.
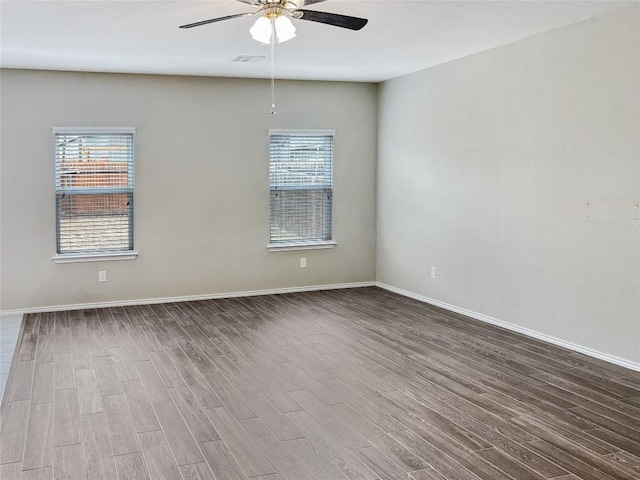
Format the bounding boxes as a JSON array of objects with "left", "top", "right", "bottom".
[
  {"left": 53, "top": 251, "right": 138, "bottom": 264},
  {"left": 267, "top": 242, "right": 337, "bottom": 252}
]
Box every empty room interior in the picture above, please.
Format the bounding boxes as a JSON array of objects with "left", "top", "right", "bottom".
[{"left": 1, "top": 0, "right": 639, "bottom": 479}]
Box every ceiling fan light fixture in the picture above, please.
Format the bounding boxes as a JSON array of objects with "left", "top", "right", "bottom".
[
  {"left": 275, "top": 15, "right": 296, "bottom": 43},
  {"left": 250, "top": 16, "right": 272, "bottom": 44}
]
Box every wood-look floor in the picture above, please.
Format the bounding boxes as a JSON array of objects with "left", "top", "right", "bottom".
[{"left": 1, "top": 287, "right": 640, "bottom": 480}]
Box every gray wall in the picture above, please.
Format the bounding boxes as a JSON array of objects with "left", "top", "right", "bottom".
[
  {"left": 0, "top": 71, "right": 377, "bottom": 310},
  {"left": 377, "top": 6, "right": 640, "bottom": 364}
]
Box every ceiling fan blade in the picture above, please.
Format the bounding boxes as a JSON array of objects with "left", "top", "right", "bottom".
[
  {"left": 294, "top": 0, "right": 330, "bottom": 6},
  {"left": 296, "top": 9, "right": 368, "bottom": 30},
  {"left": 234, "top": 0, "right": 325, "bottom": 6},
  {"left": 179, "top": 12, "right": 254, "bottom": 29}
]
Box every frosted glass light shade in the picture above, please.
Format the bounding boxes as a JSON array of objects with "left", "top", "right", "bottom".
[
  {"left": 275, "top": 16, "right": 296, "bottom": 43},
  {"left": 250, "top": 17, "right": 272, "bottom": 44}
]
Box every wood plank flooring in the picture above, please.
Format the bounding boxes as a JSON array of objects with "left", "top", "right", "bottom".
[{"left": 1, "top": 287, "right": 640, "bottom": 480}]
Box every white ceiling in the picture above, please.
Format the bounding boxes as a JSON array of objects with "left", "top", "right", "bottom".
[{"left": 0, "top": 0, "right": 634, "bottom": 82}]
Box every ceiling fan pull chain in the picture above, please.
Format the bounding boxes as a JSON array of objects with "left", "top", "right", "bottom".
[{"left": 270, "top": 17, "right": 276, "bottom": 115}]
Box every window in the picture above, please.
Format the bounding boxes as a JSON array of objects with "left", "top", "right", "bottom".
[
  {"left": 54, "top": 128, "right": 135, "bottom": 259},
  {"left": 269, "top": 129, "right": 335, "bottom": 249}
]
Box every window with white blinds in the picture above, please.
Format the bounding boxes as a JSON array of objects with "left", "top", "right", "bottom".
[
  {"left": 269, "top": 130, "right": 334, "bottom": 246},
  {"left": 54, "top": 129, "right": 134, "bottom": 255}
]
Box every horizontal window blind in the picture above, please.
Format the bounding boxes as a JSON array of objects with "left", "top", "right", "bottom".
[
  {"left": 55, "top": 132, "right": 134, "bottom": 254},
  {"left": 269, "top": 132, "right": 333, "bottom": 245}
]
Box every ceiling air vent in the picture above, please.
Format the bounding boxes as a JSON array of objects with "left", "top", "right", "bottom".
[{"left": 232, "top": 55, "right": 265, "bottom": 63}]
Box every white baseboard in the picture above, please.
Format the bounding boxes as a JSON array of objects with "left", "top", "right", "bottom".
[
  {"left": 0, "top": 281, "right": 376, "bottom": 317},
  {"left": 376, "top": 282, "right": 640, "bottom": 373}
]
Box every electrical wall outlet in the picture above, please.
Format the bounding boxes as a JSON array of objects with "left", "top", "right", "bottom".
[
  {"left": 98, "top": 270, "right": 107, "bottom": 282},
  {"left": 430, "top": 267, "right": 437, "bottom": 279},
  {"left": 300, "top": 257, "right": 307, "bottom": 268}
]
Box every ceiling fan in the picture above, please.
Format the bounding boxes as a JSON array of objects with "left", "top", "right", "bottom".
[{"left": 179, "top": 0, "right": 368, "bottom": 43}]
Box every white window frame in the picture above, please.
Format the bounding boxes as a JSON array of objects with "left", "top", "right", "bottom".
[
  {"left": 52, "top": 127, "right": 138, "bottom": 263},
  {"left": 268, "top": 129, "right": 337, "bottom": 251}
]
